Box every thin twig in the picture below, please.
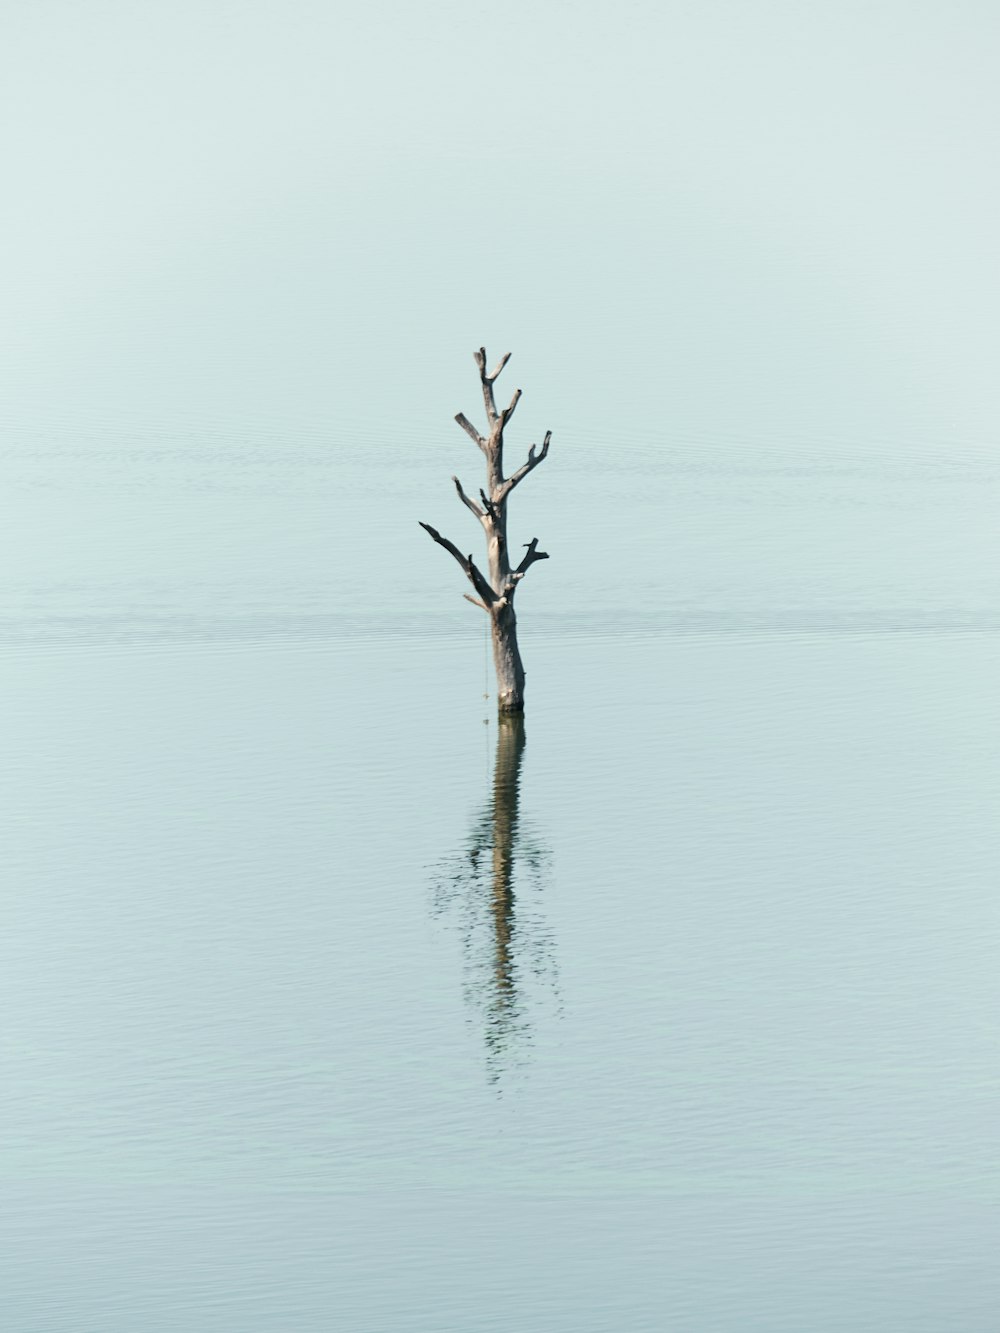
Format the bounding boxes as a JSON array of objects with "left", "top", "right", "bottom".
[
  {"left": 487, "top": 352, "right": 511, "bottom": 382},
  {"left": 452, "top": 476, "right": 485, "bottom": 519},
  {"left": 499, "top": 388, "right": 522, "bottom": 429}
]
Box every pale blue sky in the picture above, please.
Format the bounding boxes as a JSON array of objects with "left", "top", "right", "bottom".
[{"left": 2, "top": 0, "right": 998, "bottom": 455}]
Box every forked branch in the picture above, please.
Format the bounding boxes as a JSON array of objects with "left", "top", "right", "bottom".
[
  {"left": 484, "top": 351, "right": 511, "bottom": 383},
  {"left": 473, "top": 348, "right": 498, "bottom": 426},
  {"left": 512, "top": 538, "right": 549, "bottom": 580},
  {"left": 498, "top": 431, "right": 551, "bottom": 501},
  {"left": 471, "top": 346, "right": 520, "bottom": 432}
]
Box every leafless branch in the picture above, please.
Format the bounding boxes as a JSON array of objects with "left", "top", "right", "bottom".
[
  {"left": 419, "top": 521, "right": 497, "bottom": 605},
  {"left": 498, "top": 430, "right": 551, "bottom": 501},
  {"left": 473, "top": 346, "right": 514, "bottom": 428},
  {"left": 500, "top": 388, "right": 522, "bottom": 428},
  {"left": 461, "top": 347, "right": 518, "bottom": 447},
  {"left": 455, "top": 412, "right": 486, "bottom": 449},
  {"left": 487, "top": 352, "right": 511, "bottom": 382},
  {"left": 512, "top": 538, "right": 549, "bottom": 580},
  {"left": 452, "top": 475, "right": 484, "bottom": 520},
  {"left": 463, "top": 594, "right": 491, "bottom": 612}
]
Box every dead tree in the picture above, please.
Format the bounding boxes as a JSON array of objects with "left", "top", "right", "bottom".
[{"left": 420, "top": 348, "right": 551, "bottom": 713}]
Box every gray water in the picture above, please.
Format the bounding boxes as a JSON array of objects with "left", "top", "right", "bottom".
[
  {"left": 4, "top": 437, "right": 998, "bottom": 1330},
  {"left": 4, "top": 3, "right": 1000, "bottom": 1329}
]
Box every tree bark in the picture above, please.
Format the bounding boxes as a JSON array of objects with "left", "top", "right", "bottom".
[
  {"left": 420, "top": 348, "right": 551, "bottom": 713},
  {"left": 490, "top": 601, "right": 526, "bottom": 713}
]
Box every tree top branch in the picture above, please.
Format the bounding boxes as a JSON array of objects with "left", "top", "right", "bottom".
[
  {"left": 473, "top": 345, "right": 514, "bottom": 429},
  {"left": 475, "top": 347, "right": 512, "bottom": 385}
]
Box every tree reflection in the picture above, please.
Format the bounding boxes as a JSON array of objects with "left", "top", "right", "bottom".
[{"left": 431, "top": 713, "right": 555, "bottom": 1082}]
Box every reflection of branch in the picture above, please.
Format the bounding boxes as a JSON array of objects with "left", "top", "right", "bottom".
[{"left": 429, "top": 715, "right": 555, "bottom": 1083}]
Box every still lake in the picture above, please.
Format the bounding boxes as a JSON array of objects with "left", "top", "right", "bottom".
[{"left": 3, "top": 429, "right": 998, "bottom": 1330}]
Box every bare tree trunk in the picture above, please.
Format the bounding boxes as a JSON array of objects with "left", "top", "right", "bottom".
[
  {"left": 420, "top": 348, "right": 551, "bottom": 713},
  {"left": 491, "top": 602, "right": 525, "bottom": 713}
]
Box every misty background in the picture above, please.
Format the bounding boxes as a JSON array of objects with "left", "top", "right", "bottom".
[
  {"left": 3, "top": 8, "right": 999, "bottom": 1330},
  {"left": 3, "top": 0, "right": 998, "bottom": 647}
]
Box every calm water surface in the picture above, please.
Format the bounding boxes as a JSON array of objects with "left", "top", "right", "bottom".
[{"left": 3, "top": 432, "right": 998, "bottom": 1330}]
